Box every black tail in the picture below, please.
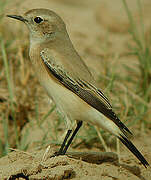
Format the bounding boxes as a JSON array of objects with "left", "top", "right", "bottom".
[{"left": 118, "top": 135, "right": 149, "bottom": 168}]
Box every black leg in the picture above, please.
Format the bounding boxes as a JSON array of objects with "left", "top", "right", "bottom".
[
  {"left": 54, "top": 129, "right": 72, "bottom": 156},
  {"left": 62, "top": 121, "right": 83, "bottom": 155}
]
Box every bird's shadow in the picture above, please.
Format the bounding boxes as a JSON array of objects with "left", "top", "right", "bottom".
[
  {"left": 114, "top": 162, "right": 147, "bottom": 180},
  {"left": 66, "top": 151, "right": 147, "bottom": 180}
]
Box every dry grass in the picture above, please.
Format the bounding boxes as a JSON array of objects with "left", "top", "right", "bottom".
[{"left": 0, "top": 0, "right": 151, "bottom": 158}]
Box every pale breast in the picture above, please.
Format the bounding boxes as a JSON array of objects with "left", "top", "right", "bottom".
[{"left": 29, "top": 44, "right": 90, "bottom": 121}]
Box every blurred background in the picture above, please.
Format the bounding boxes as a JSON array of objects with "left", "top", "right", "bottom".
[{"left": 0, "top": 0, "right": 151, "bottom": 160}]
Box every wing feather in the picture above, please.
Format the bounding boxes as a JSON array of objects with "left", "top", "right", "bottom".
[{"left": 40, "top": 49, "right": 132, "bottom": 137}]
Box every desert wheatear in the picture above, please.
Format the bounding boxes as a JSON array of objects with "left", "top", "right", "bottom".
[{"left": 7, "top": 8, "right": 149, "bottom": 168}]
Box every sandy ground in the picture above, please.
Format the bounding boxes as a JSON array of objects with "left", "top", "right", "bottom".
[
  {"left": 1, "top": 0, "right": 151, "bottom": 179},
  {"left": 0, "top": 135, "right": 151, "bottom": 179}
]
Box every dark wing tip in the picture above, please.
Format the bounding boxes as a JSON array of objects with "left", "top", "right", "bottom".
[
  {"left": 107, "top": 109, "right": 133, "bottom": 137},
  {"left": 118, "top": 135, "right": 149, "bottom": 168}
]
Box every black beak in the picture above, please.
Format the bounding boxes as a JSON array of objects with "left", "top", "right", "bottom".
[{"left": 7, "top": 15, "right": 28, "bottom": 22}]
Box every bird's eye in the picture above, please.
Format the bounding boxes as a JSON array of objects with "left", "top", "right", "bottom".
[{"left": 34, "top": 16, "right": 43, "bottom": 23}]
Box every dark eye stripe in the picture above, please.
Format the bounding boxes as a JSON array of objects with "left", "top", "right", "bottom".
[{"left": 34, "top": 16, "right": 43, "bottom": 23}]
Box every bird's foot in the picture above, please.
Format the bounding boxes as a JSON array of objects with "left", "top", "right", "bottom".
[{"left": 50, "top": 150, "right": 65, "bottom": 158}]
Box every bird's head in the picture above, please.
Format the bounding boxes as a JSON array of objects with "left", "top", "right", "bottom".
[{"left": 7, "top": 9, "right": 67, "bottom": 44}]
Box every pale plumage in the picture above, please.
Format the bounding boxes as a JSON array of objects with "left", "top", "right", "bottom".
[{"left": 7, "top": 8, "right": 149, "bottom": 168}]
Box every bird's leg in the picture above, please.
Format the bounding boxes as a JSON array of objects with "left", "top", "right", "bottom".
[
  {"left": 62, "top": 121, "right": 83, "bottom": 155},
  {"left": 54, "top": 129, "right": 72, "bottom": 156}
]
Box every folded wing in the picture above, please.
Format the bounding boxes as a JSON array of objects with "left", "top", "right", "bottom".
[
  {"left": 40, "top": 48, "right": 149, "bottom": 168},
  {"left": 40, "top": 48, "right": 132, "bottom": 138}
]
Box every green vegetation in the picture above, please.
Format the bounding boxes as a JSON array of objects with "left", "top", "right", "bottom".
[
  {"left": 122, "top": 0, "right": 151, "bottom": 131},
  {"left": 0, "top": 0, "right": 150, "bottom": 157}
]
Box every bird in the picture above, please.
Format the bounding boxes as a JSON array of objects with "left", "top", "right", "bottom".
[{"left": 7, "top": 8, "right": 149, "bottom": 168}]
